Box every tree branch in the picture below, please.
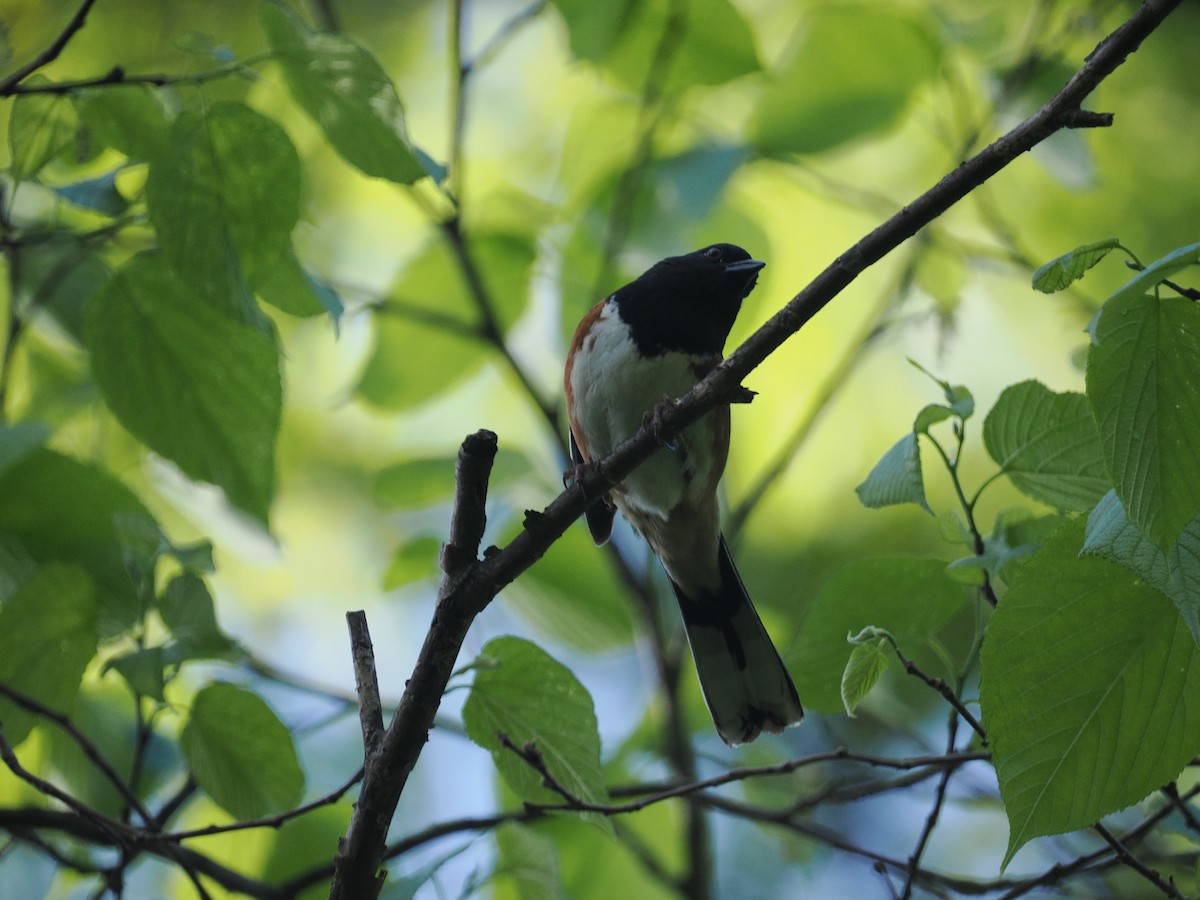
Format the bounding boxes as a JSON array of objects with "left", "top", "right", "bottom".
[
  {"left": 0, "top": 681, "right": 155, "bottom": 826},
  {"left": 327, "top": 2, "right": 1183, "bottom": 894},
  {"left": 346, "top": 612, "right": 385, "bottom": 755},
  {"left": 329, "top": 430, "right": 498, "bottom": 900}
]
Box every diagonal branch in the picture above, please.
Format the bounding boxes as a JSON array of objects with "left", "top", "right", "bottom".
[{"left": 327, "top": 2, "right": 1184, "bottom": 895}]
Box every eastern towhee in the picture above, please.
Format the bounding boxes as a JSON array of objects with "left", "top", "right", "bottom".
[{"left": 564, "top": 243, "right": 803, "bottom": 745}]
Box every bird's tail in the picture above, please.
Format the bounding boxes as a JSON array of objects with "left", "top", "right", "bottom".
[{"left": 670, "top": 536, "right": 804, "bottom": 746}]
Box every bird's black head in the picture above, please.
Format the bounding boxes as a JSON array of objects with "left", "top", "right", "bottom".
[{"left": 613, "top": 243, "right": 765, "bottom": 357}]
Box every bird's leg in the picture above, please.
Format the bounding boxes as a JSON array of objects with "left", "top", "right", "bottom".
[{"left": 643, "top": 395, "right": 682, "bottom": 451}]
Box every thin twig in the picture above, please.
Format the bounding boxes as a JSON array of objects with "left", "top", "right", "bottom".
[
  {"left": 0, "top": 727, "right": 130, "bottom": 846},
  {"left": 160, "top": 768, "right": 364, "bottom": 842},
  {"left": 0, "top": 682, "right": 155, "bottom": 826},
  {"left": 891, "top": 646, "right": 987, "bottom": 742},
  {"left": 0, "top": 53, "right": 274, "bottom": 96},
  {"left": 346, "top": 612, "right": 385, "bottom": 756},
  {"left": 0, "top": 0, "right": 99, "bottom": 94},
  {"left": 1093, "top": 822, "right": 1185, "bottom": 898},
  {"left": 900, "top": 715, "right": 961, "bottom": 898},
  {"left": 1161, "top": 782, "right": 1200, "bottom": 835}
]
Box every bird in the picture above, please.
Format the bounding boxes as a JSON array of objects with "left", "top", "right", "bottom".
[{"left": 564, "top": 243, "right": 803, "bottom": 745}]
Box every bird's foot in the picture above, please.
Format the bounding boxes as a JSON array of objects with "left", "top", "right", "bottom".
[{"left": 643, "top": 396, "right": 681, "bottom": 451}]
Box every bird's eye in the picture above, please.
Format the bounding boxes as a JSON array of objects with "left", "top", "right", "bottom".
[{"left": 704, "top": 246, "right": 723, "bottom": 260}]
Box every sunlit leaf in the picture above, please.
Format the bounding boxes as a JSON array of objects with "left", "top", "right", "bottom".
[
  {"left": 0, "top": 564, "right": 97, "bottom": 745},
  {"left": 86, "top": 253, "right": 282, "bottom": 524},
  {"left": 181, "top": 683, "right": 305, "bottom": 820},
  {"left": 262, "top": 2, "right": 425, "bottom": 184},
  {"left": 752, "top": 5, "right": 940, "bottom": 155},
  {"left": 982, "top": 381, "right": 1109, "bottom": 512},
  {"left": 981, "top": 520, "right": 1200, "bottom": 867},
  {"left": 1086, "top": 287, "right": 1200, "bottom": 548}
]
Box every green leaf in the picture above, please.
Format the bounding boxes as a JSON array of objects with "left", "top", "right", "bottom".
[
  {"left": 855, "top": 433, "right": 931, "bottom": 514},
  {"left": 788, "top": 557, "right": 962, "bottom": 713},
  {"left": 840, "top": 638, "right": 890, "bottom": 717},
  {"left": 1082, "top": 490, "right": 1200, "bottom": 644},
  {"left": 145, "top": 102, "right": 300, "bottom": 322},
  {"left": 980, "top": 519, "right": 1200, "bottom": 867},
  {"left": 1104, "top": 242, "right": 1200, "bottom": 320},
  {"left": 256, "top": 246, "right": 343, "bottom": 322},
  {"left": 1172, "top": 524, "right": 1200, "bottom": 646},
  {"left": 104, "top": 646, "right": 167, "bottom": 701},
  {"left": 159, "top": 573, "right": 237, "bottom": 659},
  {"left": 9, "top": 76, "right": 78, "bottom": 180},
  {"left": 987, "top": 511, "right": 1069, "bottom": 585},
  {"left": 1086, "top": 290, "right": 1200, "bottom": 548},
  {"left": 357, "top": 234, "right": 535, "bottom": 410},
  {"left": 261, "top": 2, "right": 425, "bottom": 184},
  {"left": 982, "top": 380, "right": 1109, "bottom": 512},
  {"left": 909, "top": 360, "right": 974, "bottom": 419},
  {"left": 462, "top": 637, "right": 608, "bottom": 817},
  {"left": 912, "top": 404, "right": 956, "bottom": 435},
  {"left": 12, "top": 234, "right": 109, "bottom": 340},
  {"left": 0, "top": 564, "right": 98, "bottom": 745},
  {"left": 1031, "top": 238, "right": 1121, "bottom": 293},
  {"left": 181, "top": 683, "right": 305, "bottom": 820},
  {"left": 751, "top": 5, "right": 940, "bottom": 155},
  {"left": 76, "top": 85, "right": 172, "bottom": 161},
  {"left": 550, "top": 0, "right": 638, "bottom": 60},
  {"left": 0, "top": 420, "right": 50, "bottom": 478},
  {"left": 85, "top": 253, "right": 282, "bottom": 523},
  {"left": 0, "top": 449, "right": 150, "bottom": 632}
]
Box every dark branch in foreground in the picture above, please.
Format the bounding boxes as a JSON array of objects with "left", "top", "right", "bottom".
[{"left": 326, "top": 3, "right": 1184, "bottom": 896}]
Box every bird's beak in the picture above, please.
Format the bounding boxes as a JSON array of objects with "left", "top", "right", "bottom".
[{"left": 723, "top": 259, "right": 765, "bottom": 274}]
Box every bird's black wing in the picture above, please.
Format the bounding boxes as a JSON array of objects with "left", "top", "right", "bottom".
[{"left": 569, "top": 428, "right": 615, "bottom": 546}]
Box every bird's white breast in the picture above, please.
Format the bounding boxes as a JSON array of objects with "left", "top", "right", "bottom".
[{"left": 569, "top": 301, "right": 718, "bottom": 518}]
